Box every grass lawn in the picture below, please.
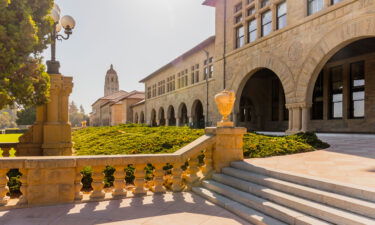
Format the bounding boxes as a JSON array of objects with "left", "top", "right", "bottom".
[
  {"left": 0, "top": 134, "right": 22, "bottom": 143},
  {"left": 73, "top": 124, "right": 329, "bottom": 158}
]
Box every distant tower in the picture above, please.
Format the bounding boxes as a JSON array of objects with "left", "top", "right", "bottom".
[{"left": 104, "top": 64, "right": 119, "bottom": 96}]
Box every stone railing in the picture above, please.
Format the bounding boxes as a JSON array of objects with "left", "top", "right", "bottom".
[
  {"left": 0, "top": 127, "right": 245, "bottom": 209},
  {"left": 0, "top": 143, "right": 18, "bottom": 157}
]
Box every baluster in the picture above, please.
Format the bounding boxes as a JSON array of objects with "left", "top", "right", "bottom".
[
  {"left": 2, "top": 147, "right": 10, "bottom": 157},
  {"left": 74, "top": 167, "right": 83, "bottom": 201},
  {"left": 19, "top": 168, "right": 28, "bottom": 204},
  {"left": 201, "top": 146, "right": 213, "bottom": 177},
  {"left": 186, "top": 156, "right": 200, "bottom": 186},
  {"left": 90, "top": 166, "right": 105, "bottom": 199},
  {"left": 171, "top": 162, "right": 184, "bottom": 192},
  {"left": 133, "top": 164, "right": 146, "bottom": 195},
  {"left": 0, "top": 169, "right": 9, "bottom": 206},
  {"left": 151, "top": 163, "right": 166, "bottom": 193},
  {"left": 112, "top": 166, "right": 127, "bottom": 198}
]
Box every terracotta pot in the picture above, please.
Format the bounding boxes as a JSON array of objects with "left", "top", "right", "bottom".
[{"left": 215, "top": 90, "right": 236, "bottom": 123}]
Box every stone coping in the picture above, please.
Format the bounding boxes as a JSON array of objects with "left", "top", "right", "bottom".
[{"left": 0, "top": 134, "right": 215, "bottom": 169}]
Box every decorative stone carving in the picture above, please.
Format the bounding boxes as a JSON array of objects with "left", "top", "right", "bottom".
[{"left": 214, "top": 90, "right": 236, "bottom": 127}]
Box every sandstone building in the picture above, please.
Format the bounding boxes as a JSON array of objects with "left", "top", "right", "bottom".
[
  {"left": 90, "top": 65, "right": 144, "bottom": 126},
  {"left": 135, "top": 0, "right": 375, "bottom": 134}
]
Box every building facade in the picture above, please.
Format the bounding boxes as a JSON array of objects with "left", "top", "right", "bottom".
[
  {"left": 137, "top": 0, "right": 375, "bottom": 133},
  {"left": 90, "top": 65, "right": 144, "bottom": 126}
]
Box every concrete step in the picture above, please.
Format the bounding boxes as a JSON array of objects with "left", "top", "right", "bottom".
[
  {"left": 201, "top": 180, "right": 331, "bottom": 225},
  {"left": 192, "top": 187, "right": 286, "bottom": 225},
  {"left": 222, "top": 167, "right": 375, "bottom": 219},
  {"left": 212, "top": 173, "right": 375, "bottom": 225},
  {"left": 231, "top": 161, "right": 375, "bottom": 202}
]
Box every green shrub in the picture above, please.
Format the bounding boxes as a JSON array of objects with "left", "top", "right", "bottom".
[{"left": 7, "top": 169, "right": 22, "bottom": 197}]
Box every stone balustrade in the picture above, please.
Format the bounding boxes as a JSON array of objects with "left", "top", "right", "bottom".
[
  {"left": 0, "top": 143, "right": 18, "bottom": 157},
  {"left": 0, "top": 133, "right": 217, "bottom": 208},
  {"left": 0, "top": 126, "right": 246, "bottom": 209}
]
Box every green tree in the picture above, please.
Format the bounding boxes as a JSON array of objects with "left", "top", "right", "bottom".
[
  {"left": 0, "top": 107, "right": 17, "bottom": 128},
  {"left": 0, "top": 0, "right": 54, "bottom": 110},
  {"left": 69, "top": 101, "right": 89, "bottom": 127},
  {"left": 16, "top": 106, "right": 36, "bottom": 125}
]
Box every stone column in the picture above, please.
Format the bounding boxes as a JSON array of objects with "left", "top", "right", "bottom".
[
  {"left": 176, "top": 117, "right": 181, "bottom": 127},
  {"left": 206, "top": 127, "right": 246, "bottom": 173},
  {"left": 301, "top": 105, "right": 311, "bottom": 132},
  {"left": 292, "top": 107, "right": 302, "bottom": 132},
  {"left": 42, "top": 74, "right": 73, "bottom": 156},
  {"left": 188, "top": 117, "right": 193, "bottom": 126}
]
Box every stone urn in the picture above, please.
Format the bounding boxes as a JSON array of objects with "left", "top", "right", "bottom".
[{"left": 215, "top": 90, "right": 236, "bottom": 127}]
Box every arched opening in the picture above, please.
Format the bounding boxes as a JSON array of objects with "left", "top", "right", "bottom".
[
  {"left": 167, "top": 105, "right": 176, "bottom": 126},
  {"left": 237, "top": 68, "right": 288, "bottom": 131},
  {"left": 140, "top": 111, "right": 145, "bottom": 124},
  {"left": 158, "top": 107, "right": 166, "bottom": 126},
  {"left": 191, "top": 100, "right": 205, "bottom": 128},
  {"left": 178, "top": 103, "right": 188, "bottom": 126},
  {"left": 150, "top": 109, "right": 157, "bottom": 127},
  {"left": 134, "top": 113, "right": 139, "bottom": 124},
  {"left": 309, "top": 38, "right": 375, "bottom": 133}
]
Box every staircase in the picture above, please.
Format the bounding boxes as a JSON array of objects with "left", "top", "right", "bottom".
[{"left": 193, "top": 161, "right": 375, "bottom": 225}]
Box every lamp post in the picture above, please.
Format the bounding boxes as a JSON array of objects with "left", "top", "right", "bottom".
[{"left": 47, "top": 4, "right": 76, "bottom": 74}]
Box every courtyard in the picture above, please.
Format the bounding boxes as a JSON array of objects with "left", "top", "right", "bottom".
[{"left": 1, "top": 134, "right": 374, "bottom": 225}]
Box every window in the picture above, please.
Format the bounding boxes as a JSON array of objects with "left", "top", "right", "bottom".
[
  {"left": 208, "top": 57, "right": 213, "bottom": 63},
  {"left": 271, "top": 79, "right": 280, "bottom": 121},
  {"left": 261, "top": 10, "right": 272, "bottom": 37},
  {"left": 209, "top": 65, "right": 214, "bottom": 78},
  {"left": 204, "top": 67, "right": 208, "bottom": 80},
  {"left": 329, "top": 66, "right": 343, "bottom": 119},
  {"left": 191, "top": 73, "right": 195, "bottom": 84},
  {"left": 152, "top": 84, "right": 157, "bottom": 97},
  {"left": 248, "top": 19, "right": 257, "bottom": 43},
  {"left": 277, "top": 2, "right": 287, "bottom": 30},
  {"left": 195, "top": 71, "right": 199, "bottom": 83},
  {"left": 147, "top": 87, "right": 151, "bottom": 99},
  {"left": 331, "top": 0, "right": 343, "bottom": 4},
  {"left": 236, "top": 26, "right": 245, "bottom": 48},
  {"left": 247, "top": 7, "right": 255, "bottom": 16},
  {"left": 350, "top": 61, "right": 365, "bottom": 118},
  {"left": 308, "top": 0, "right": 323, "bottom": 16},
  {"left": 312, "top": 72, "right": 324, "bottom": 120},
  {"left": 234, "top": 3, "right": 242, "bottom": 12},
  {"left": 235, "top": 15, "right": 243, "bottom": 24},
  {"left": 261, "top": 0, "right": 270, "bottom": 8}
]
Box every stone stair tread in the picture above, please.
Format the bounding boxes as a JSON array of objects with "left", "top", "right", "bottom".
[
  {"left": 192, "top": 187, "right": 287, "bottom": 225},
  {"left": 230, "top": 161, "right": 375, "bottom": 202},
  {"left": 222, "top": 167, "right": 375, "bottom": 219},
  {"left": 201, "top": 180, "right": 331, "bottom": 225},
  {"left": 212, "top": 173, "right": 375, "bottom": 225}
]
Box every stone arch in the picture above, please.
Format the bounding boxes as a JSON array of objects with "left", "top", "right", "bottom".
[
  {"left": 134, "top": 112, "right": 139, "bottom": 124},
  {"left": 229, "top": 51, "right": 295, "bottom": 113},
  {"left": 191, "top": 99, "right": 205, "bottom": 128},
  {"left": 140, "top": 111, "right": 145, "bottom": 124},
  {"left": 296, "top": 15, "right": 375, "bottom": 104},
  {"left": 177, "top": 103, "right": 189, "bottom": 126},
  {"left": 167, "top": 105, "right": 176, "bottom": 126},
  {"left": 158, "top": 107, "right": 166, "bottom": 126},
  {"left": 150, "top": 109, "right": 157, "bottom": 126}
]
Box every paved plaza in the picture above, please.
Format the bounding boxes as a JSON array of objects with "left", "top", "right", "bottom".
[
  {"left": 247, "top": 133, "right": 375, "bottom": 188},
  {"left": 0, "top": 192, "right": 249, "bottom": 225}
]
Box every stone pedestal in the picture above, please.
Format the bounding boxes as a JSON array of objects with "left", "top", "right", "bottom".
[
  {"left": 18, "top": 74, "right": 74, "bottom": 156},
  {"left": 206, "top": 127, "right": 246, "bottom": 173}
]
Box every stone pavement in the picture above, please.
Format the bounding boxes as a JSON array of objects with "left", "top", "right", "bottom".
[
  {"left": 0, "top": 192, "right": 250, "bottom": 225},
  {"left": 246, "top": 133, "right": 375, "bottom": 188}
]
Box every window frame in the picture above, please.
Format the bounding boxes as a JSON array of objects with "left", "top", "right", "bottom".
[
  {"left": 276, "top": 2, "right": 287, "bottom": 30},
  {"left": 261, "top": 10, "right": 272, "bottom": 37},
  {"left": 349, "top": 61, "right": 365, "bottom": 119}
]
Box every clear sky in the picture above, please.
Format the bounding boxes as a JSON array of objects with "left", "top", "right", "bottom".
[{"left": 43, "top": 0, "right": 215, "bottom": 113}]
